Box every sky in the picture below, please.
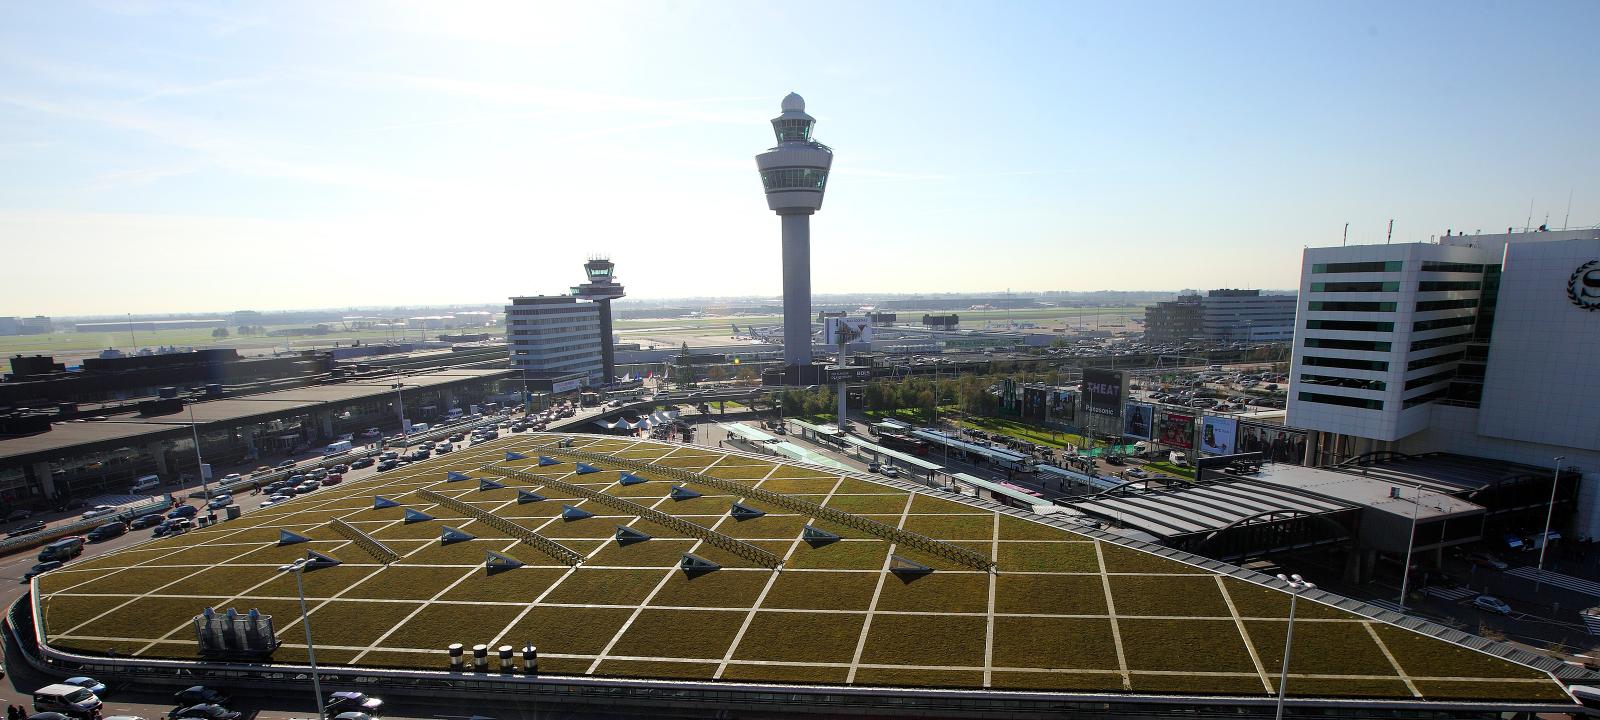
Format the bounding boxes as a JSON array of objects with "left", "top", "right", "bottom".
[{"left": 2, "top": 0, "right": 1598, "bottom": 316}]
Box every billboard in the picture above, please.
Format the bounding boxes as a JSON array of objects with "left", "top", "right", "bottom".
[
  {"left": 1083, "top": 368, "right": 1125, "bottom": 417},
  {"left": 824, "top": 317, "right": 874, "bottom": 345},
  {"left": 1155, "top": 410, "right": 1195, "bottom": 449},
  {"left": 1123, "top": 402, "right": 1154, "bottom": 440},
  {"left": 1021, "top": 385, "right": 1049, "bottom": 421},
  {"left": 1200, "top": 415, "right": 1238, "bottom": 456},
  {"left": 1048, "top": 389, "right": 1076, "bottom": 424},
  {"left": 1237, "top": 422, "right": 1309, "bottom": 465}
]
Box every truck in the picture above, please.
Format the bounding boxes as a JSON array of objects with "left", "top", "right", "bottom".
[{"left": 323, "top": 440, "right": 353, "bottom": 456}]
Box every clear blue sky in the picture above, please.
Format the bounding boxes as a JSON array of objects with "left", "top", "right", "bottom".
[{"left": 2, "top": 1, "right": 1596, "bottom": 315}]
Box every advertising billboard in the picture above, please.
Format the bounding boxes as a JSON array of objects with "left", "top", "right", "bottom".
[
  {"left": 1200, "top": 415, "right": 1238, "bottom": 456},
  {"left": 1083, "top": 368, "right": 1125, "bottom": 417},
  {"left": 824, "top": 317, "right": 874, "bottom": 345},
  {"left": 1122, "top": 402, "right": 1154, "bottom": 440},
  {"left": 1021, "top": 385, "right": 1049, "bottom": 421},
  {"left": 1155, "top": 410, "right": 1195, "bottom": 449},
  {"left": 1048, "top": 389, "right": 1076, "bottom": 424},
  {"left": 1237, "top": 422, "right": 1309, "bottom": 465}
]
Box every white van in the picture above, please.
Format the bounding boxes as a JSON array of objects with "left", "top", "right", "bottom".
[
  {"left": 131, "top": 475, "right": 161, "bottom": 493},
  {"left": 34, "top": 683, "right": 102, "bottom": 716},
  {"left": 323, "top": 440, "right": 353, "bottom": 456}
]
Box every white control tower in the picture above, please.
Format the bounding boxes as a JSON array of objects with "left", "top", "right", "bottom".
[{"left": 756, "top": 92, "right": 833, "bottom": 369}]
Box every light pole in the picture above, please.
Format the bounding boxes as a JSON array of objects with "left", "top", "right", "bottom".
[
  {"left": 187, "top": 399, "right": 211, "bottom": 500},
  {"left": 1275, "top": 573, "right": 1314, "bottom": 720},
  {"left": 1397, "top": 482, "right": 1422, "bottom": 611},
  {"left": 279, "top": 558, "right": 324, "bottom": 720},
  {"left": 391, "top": 383, "right": 407, "bottom": 447},
  {"left": 1539, "top": 456, "right": 1566, "bottom": 573},
  {"left": 520, "top": 369, "right": 531, "bottom": 416}
]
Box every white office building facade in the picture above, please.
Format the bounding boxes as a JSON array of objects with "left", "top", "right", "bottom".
[
  {"left": 505, "top": 295, "right": 604, "bottom": 388},
  {"left": 1287, "top": 228, "right": 1600, "bottom": 537},
  {"left": 1201, "top": 289, "right": 1297, "bottom": 342}
]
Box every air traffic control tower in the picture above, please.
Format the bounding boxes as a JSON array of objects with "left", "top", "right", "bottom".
[
  {"left": 573, "top": 256, "right": 625, "bottom": 383},
  {"left": 756, "top": 92, "right": 833, "bottom": 382}
]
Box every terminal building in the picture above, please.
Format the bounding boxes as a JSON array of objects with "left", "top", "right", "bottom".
[
  {"left": 1144, "top": 290, "right": 1296, "bottom": 343},
  {"left": 505, "top": 295, "right": 603, "bottom": 393},
  {"left": 1287, "top": 226, "right": 1600, "bottom": 538}
]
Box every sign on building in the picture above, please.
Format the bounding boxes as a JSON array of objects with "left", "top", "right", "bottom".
[
  {"left": 1237, "top": 422, "right": 1309, "bottom": 465},
  {"left": 1155, "top": 410, "right": 1196, "bottom": 449},
  {"left": 1083, "top": 368, "right": 1126, "bottom": 417},
  {"left": 824, "top": 317, "right": 874, "bottom": 345},
  {"left": 1123, "top": 402, "right": 1154, "bottom": 440},
  {"left": 1200, "top": 415, "right": 1238, "bottom": 455}
]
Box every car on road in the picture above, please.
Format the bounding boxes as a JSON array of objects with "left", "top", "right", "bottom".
[
  {"left": 296, "top": 481, "right": 320, "bottom": 494},
  {"left": 173, "top": 687, "right": 230, "bottom": 708},
  {"left": 130, "top": 514, "right": 165, "bottom": 529},
  {"left": 61, "top": 677, "right": 107, "bottom": 695},
  {"left": 38, "top": 536, "right": 85, "bottom": 562},
  {"left": 360, "top": 428, "right": 382, "bottom": 438},
  {"left": 80, "top": 504, "right": 118, "bottom": 519},
  {"left": 1125, "top": 468, "right": 1148, "bottom": 478},
  {"left": 1466, "top": 553, "right": 1509, "bottom": 571},
  {"left": 349, "top": 457, "right": 374, "bottom": 469},
  {"left": 168, "top": 505, "right": 198, "bottom": 519},
  {"left": 323, "top": 473, "right": 344, "bottom": 485},
  {"left": 867, "top": 462, "right": 880, "bottom": 473},
  {"left": 1473, "top": 595, "right": 1513, "bottom": 615},
  {"left": 276, "top": 460, "right": 297, "bottom": 469},
  {"left": 206, "top": 497, "right": 232, "bottom": 511},
  {"left": 152, "top": 518, "right": 193, "bottom": 537},
  {"left": 332, "top": 464, "right": 350, "bottom": 474},
  {"left": 23, "top": 560, "right": 64, "bottom": 581},
  {"left": 171, "top": 704, "right": 239, "bottom": 720},
  {"left": 325, "top": 691, "right": 384, "bottom": 716},
  {"left": 308, "top": 468, "right": 328, "bottom": 481},
  {"left": 377, "top": 460, "right": 399, "bottom": 472},
  {"left": 8, "top": 520, "right": 47, "bottom": 537},
  {"left": 881, "top": 466, "right": 901, "bottom": 478},
  {"left": 86, "top": 521, "right": 127, "bottom": 542},
  {"left": 220, "top": 473, "right": 242, "bottom": 484},
  {"left": 7, "top": 508, "right": 33, "bottom": 522}
]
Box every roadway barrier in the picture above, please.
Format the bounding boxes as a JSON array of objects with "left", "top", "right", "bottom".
[{"left": 0, "top": 496, "right": 175, "bottom": 557}]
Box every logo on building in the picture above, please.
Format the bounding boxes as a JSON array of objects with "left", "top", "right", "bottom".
[{"left": 1569, "top": 261, "right": 1600, "bottom": 311}]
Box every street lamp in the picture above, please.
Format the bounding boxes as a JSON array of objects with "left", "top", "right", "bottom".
[
  {"left": 1539, "top": 456, "right": 1566, "bottom": 573},
  {"left": 1397, "top": 482, "right": 1422, "bottom": 611},
  {"left": 187, "top": 399, "right": 211, "bottom": 501},
  {"left": 1275, "top": 573, "right": 1315, "bottom": 720},
  {"left": 278, "top": 558, "right": 324, "bottom": 720},
  {"left": 391, "top": 383, "right": 407, "bottom": 447}
]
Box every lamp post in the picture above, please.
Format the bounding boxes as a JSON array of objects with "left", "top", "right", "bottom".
[
  {"left": 1539, "top": 456, "right": 1566, "bottom": 573},
  {"left": 1398, "top": 482, "right": 1422, "bottom": 611},
  {"left": 391, "top": 383, "right": 407, "bottom": 447},
  {"left": 1275, "top": 574, "right": 1315, "bottom": 720},
  {"left": 187, "top": 399, "right": 211, "bottom": 500},
  {"left": 278, "top": 558, "right": 324, "bottom": 720},
  {"left": 520, "top": 369, "right": 531, "bottom": 416}
]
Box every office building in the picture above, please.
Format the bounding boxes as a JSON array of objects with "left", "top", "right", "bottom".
[
  {"left": 1287, "top": 226, "right": 1600, "bottom": 537},
  {"left": 1202, "top": 289, "right": 1296, "bottom": 342},
  {"left": 505, "top": 295, "right": 603, "bottom": 392},
  {"left": 1143, "top": 295, "right": 1202, "bottom": 342},
  {"left": 755, "top": 92, "right": 833, "bottom": 375}
]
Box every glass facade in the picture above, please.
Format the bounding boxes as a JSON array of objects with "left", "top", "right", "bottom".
[
  {"left": 1307, "top": 301, "right": 1396, "bottom": 312},
  {"left": 761, "top": 168, "right": 828, "bottom": 193},
  {"left": 1310, "top": 281, "right": 1400, "bottom": 293},
  {"left": 1311, "top": 261, "right": 1403, "bottom": 273},
  {"left": 772, "top": 118, "right": 813, "bottom": 141}
]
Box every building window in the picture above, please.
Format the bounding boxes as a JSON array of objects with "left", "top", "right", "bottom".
[
  {"left": 1304, "top": 338, "right": 1391, "bottom": 352},
  {"left": 1417, "top": 280, "right": 1481, "bottom": 292},
  {"left": 1412, "top": 315, "right": 1476, "bottom": 332},
  {"left": 1404, "top": 369, "right": 1456, "bottom": 390},
  {"left": 1307, "top": 301, "right": 1397, "bottom": 312},
  {"left": 1310, "top": 281, "right": 1400, "bottom": 293},
  {"left": 1300, "top": 373, "right": 1387, "bottom": 391},
  {"left": 1420, "top": 261, "right": 1485, "bottom": 274},
  {"left": 1306, "top": 319, "right": 1395, "bottom": 332},
  {"left": 1409, "top": 332, "right": 1473, "bottom": 351},
  {"left": 1403, "top": 387, "right": 1450, "bottom": 408},
  {"left": 1298, "top": 392, "right": 1384, "bottom": 410},
  {"left": 1303, "top": 356, "right": 1389, "bottom": 371},
  {"left": 1406, "top": 351, "right": 1465, "bottom": 371},
  {"left": 760, "top": 167, "right": 828, "bottom": 192},
  {"left": 1416, "top": 298, "right": 1478, "bottom": 312},
  {"left": 1311, "top": 261, "right": 1403, "bottom": 273}
]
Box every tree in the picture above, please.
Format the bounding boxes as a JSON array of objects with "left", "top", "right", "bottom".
[{"left": 211, "top": 327, "right": 230, "bottom": 338}]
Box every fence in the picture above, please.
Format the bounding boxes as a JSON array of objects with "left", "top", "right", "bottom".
[
  {"left": 330, "top": 518, "right": 401, "bottom": 564},
  {"left": 416, "top": 489, "right": 583, "bottom": 567},
  {"left": 484, "top": 466, "right": 781, "bottom": 570},
  {"left": 0, "top": 496, "right": 176, "bottom": 557},
  {"left": 536, "top": 447, "right": 994, "bottom": 572}
]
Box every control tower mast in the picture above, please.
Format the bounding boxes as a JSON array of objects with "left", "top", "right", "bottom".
[
  {"left": 756, "top": 92, "right": 833, "bottom": 374},
  {"left": 573, "top": 256, "right": 625, "bottom": 383}
]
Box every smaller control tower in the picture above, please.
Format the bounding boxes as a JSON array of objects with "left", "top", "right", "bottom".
[{"left": 572, "top": 256, "right": 625, "bottom": 383}]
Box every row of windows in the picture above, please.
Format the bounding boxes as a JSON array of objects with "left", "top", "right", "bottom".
[
  {"left": 1420, "top": 261, "right": 1485, "bottom": 274},
  {"left": 1304, "top": 355, "right": 1390, "bottom": 371},
  {"left": 1312, "top": 261, "right": 1403, "bottom": 274},
  {"left": 1310, "top": 281, "right": 1400, "bottom": 293},
  {"left": 1304, "top": 337, "right": 1392, "bottom": 352},
  {"left": 1413, "top": 315, "right": 1476, "bottom": 332},
  {"left": 1404, "top": 369, "right": 1457, "bottom": 391},
  {"left": 1300, "top": 373, "right": 1387, "bottom": 391},
  {"left": 1406, "top": 350, "right": 1465, "bottom": 371},
  {"left": 1409, "top": 332, "right": 1473, "bottom": 352},
  {"left": 1298, "top": 392, "right": 1384, "bottom": 410},
  {"left": 1416, "top": 298, "right": 1478, "bottom": 312},
  {"left": 1306, "top": 319, "right": 1395, "bottom": 332},
  {"left": 761, "top": 168, "right": 828, "bottom": 192},
  {"left": 1308, "top": 301, "right": 1396, "bottom": 312},
  {"left": 1417, "top": 280, "right": 1481, "bottom": 292},
  {"left": 1403, "top": 387, "right": 1451, "bottom": 409},
  {"left": 773, "top": 118, "right": 814, "bottom": 142}
]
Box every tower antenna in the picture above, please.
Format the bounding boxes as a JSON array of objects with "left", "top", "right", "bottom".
[
  {"left": 1342, "top": 222, "right": 1348, "bottom": 247},
  {"left": 1564, "top": 188, "right": 1574, "bottom": 230},
  {"left": 1386, "top": 219, "right": 1393, "bottom": 244},
  {"left": 1526, "top": 198, "right": 1535, "bottom": 232}
]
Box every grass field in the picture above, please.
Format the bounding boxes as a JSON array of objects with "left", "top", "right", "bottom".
[
  {"left": 31, "top": 433, "right": 1568, "bottom": 703},
  {"left": 0, "top": 323, "right": 508, "bottom": 365}
]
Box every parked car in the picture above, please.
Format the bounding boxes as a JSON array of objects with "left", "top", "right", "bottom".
[
  {"left": 1466, "top": 553, "right": 1509, "bottom": 571},
  {"left": 168, "top": 505, "right": 199, "bottom": 519},
  {"left": 867, "top": 462, "right": 881, "bottom": 473},
  {"left": 376, "top": 460, "right": 399, "bottom": 472},
  {"left": 171, "top": 705, "right": 239, "bottom": 720},
  {"left": 1473, "top": 595, "right": 1513, "bottom": 615},
  {"left": 332, "top": 464, "right": 349, "bottom": 474},
  {"left": 349, "top": 457, "right": 374, "bottom": 469},
  {"left": 7, "top": 508, "right": 33, "bottom": 522},
  {"left": 61, "top": 677, "right": 107, "bottom": 695},
  {"left": 881, "top": 466, "right": 901, "bottom": 478},
  {"left": 325, "top": 692, "right": 384, "bottom": 715},
  {"left": 308, "top": 469, "right": 328, "bottom": 481},
  {"left": 8, "top": 520, "right": 48, "bottom": 537},
  {"left": 86, "top": 521, "right": 127, "bottom": 542},
  {"left": 219, "top": 473, "right": 242, "bottom": 485},
  {"left": 276, "top": 460, "right": 296, "bottom": 469},
  {"left": 81, "top": 505, "right": 118, "bottom": 520},
  {"left": 129, "top": 514, "right": 165, "bottom": 529},
  {"left": 322, "top": 473, "right": 344, "bottom": 485},
  {"left": 172, "top": 688, "right": 230, "bottom": 708},
  {"left": 23, "top": 560, "right": 63, "bottom": 581},
  {"left": 38, "top": 536, "right": 85, "bottom": 562}
]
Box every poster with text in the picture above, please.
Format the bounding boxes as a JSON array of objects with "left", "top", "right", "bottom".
[
  {"left": 1200, "top": 415, "right": 1238, "bottom": 455},
  {"left": 1123, "top": 402, "right": 1154, "bottom": 440},
  {"left": 1155, "top": 410, "right": 1195, "bottom": 449},
  {"left": 1083, "top": 368, "right": 1125, "bottom": 417},
  {"left": 1237, "top": 422, "right": 1309, "bottom": 465}
]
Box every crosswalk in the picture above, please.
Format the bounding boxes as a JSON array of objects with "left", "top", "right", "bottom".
[
  {"left": 1423, "top": 585, "right": 1477, "bottom": 601},
  {"left": 1506, "top": 566, "right": 1600, "bottom": 597}
]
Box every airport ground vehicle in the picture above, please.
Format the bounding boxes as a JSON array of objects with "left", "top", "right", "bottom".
[
  {"left": 38, "top": 536, "right": 85, "bottom": 562},
  {"left": 324, "top": 440, "right": 354, "bottom": 455},
  {"left": 131, "top": 475, "right": 161, "bottom": 493},
  {"left": 33, "top": 683, "right": 102, "bottom": 717}
]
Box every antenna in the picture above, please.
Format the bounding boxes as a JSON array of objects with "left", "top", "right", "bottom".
[
  {"left": 1342, "top": 222, "right": 1348, "bottom": 247},
  {"left": 1564, "top": 188, "right": 1574, "bottom": 230},
  {"left": 1526, "top": 198, "right": 1535, "bottom": 232},
  {"left": 1386, "top": 219, "right": 1393, "bottom": 244}
]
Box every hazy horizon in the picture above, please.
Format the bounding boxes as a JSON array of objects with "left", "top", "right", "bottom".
[{"left": 3, "top": 1, "right": 1596, "bottom": 316}]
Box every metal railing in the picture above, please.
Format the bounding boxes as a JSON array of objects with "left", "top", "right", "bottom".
[
  {"left": 0, "top": 496, "right": 176, "bottom": 557},
  {"left": 330, "top": 518, "right": 400, "bottom": 564},
  {"left": 540, "top": 447, "right": 994, "bottom": 571},
  {"left": 484, "top": 466, "right": 781, "bottom": 570},
  {"left": 416, "top": 489, "right": 582, "bottom": 567}
]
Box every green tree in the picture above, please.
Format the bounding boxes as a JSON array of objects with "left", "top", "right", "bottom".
[{"left": 211, "top": 327, "right": 230, "bottom": 338}]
